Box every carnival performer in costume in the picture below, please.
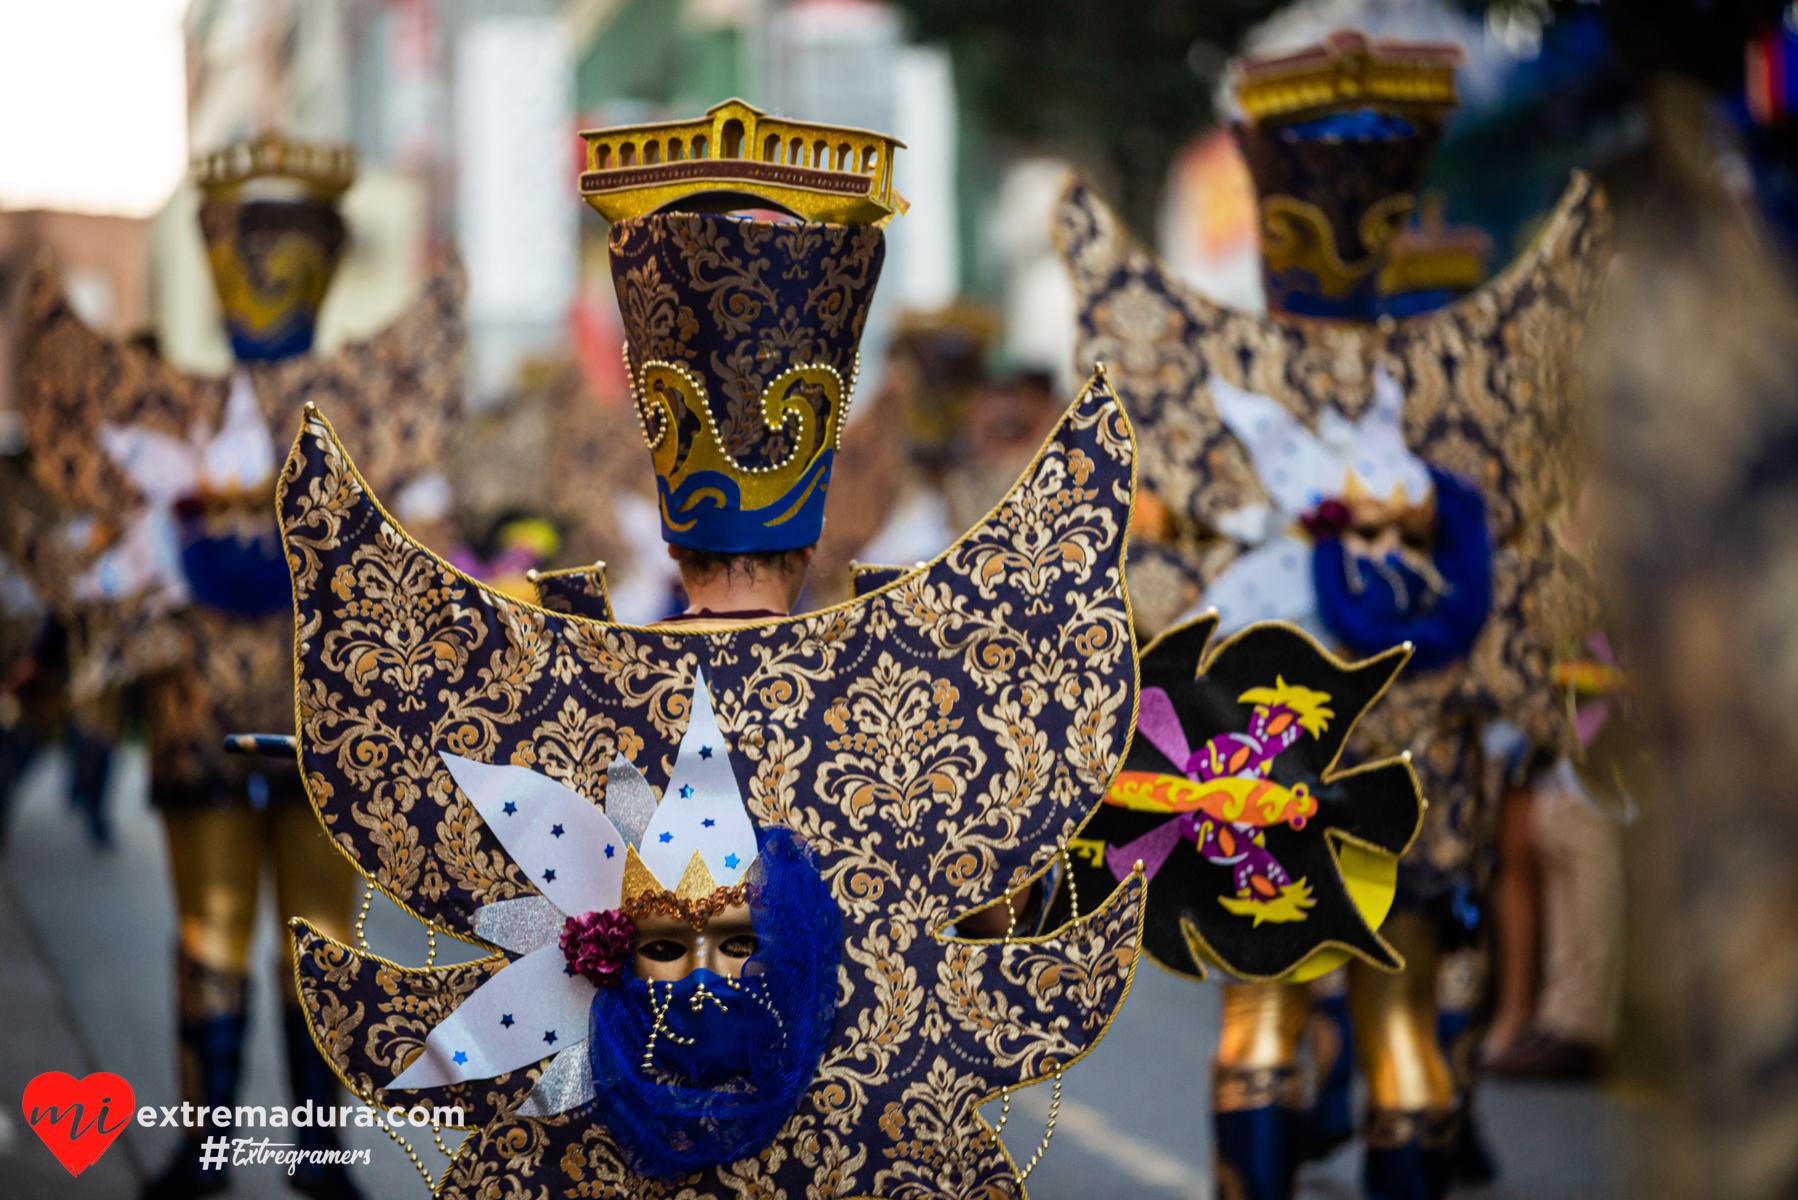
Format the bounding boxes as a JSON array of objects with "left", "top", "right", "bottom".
[
  {"left": 0, "top": 447, "right": 118, "bottom": 848},
  {"left": 16, "top": 136, "right": 463, "bottom": 1200},
  {"left": 1055, "top": 31, "right": 1610, "bottom": 1200},
  {"left": 277, "top": 100, "right": 1146, "bottom": 1197}
]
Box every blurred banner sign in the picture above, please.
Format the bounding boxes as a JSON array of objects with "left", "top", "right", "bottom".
[{"left": 457, "top": 16, "right": 578, "bottom": 396}]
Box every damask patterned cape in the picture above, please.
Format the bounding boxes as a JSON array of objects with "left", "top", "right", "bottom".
[
  {"left": 20, "top": 258, "right": 463, "bottom": 523},
  {"left": 15, "top": 259, "right": 464, "bottom": 775},
  {"left": 1057, "top": 175, "right": 1611, "bottom": 902},
  {"left": 282, "top": 370, "right": 1147, "bottom": 1198}
]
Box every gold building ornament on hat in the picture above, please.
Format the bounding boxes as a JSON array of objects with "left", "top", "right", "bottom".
[
  {"left": 193, "top": 132, "right": 358, "bottom": 203},
  {"left": 578, "top": 97, "right": 907, "bottom": 226},
  {"left": 1231, "top": 30, "right": 1462, "bottom": 126}
]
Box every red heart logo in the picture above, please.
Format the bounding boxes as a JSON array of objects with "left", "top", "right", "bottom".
[{"left": 21, "top": 1071, "right": 135, "bottom": 1177}]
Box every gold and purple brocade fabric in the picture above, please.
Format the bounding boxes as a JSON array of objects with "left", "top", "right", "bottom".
[
  {"left": 282, "top": 373, "right": 1145, "bottom": 1198},
  {"left": 1234, "top": 114, "right": 1442, "bottom": 320},
  {"left": 607, "top": 213, "right": 883, "bottom": 553}
]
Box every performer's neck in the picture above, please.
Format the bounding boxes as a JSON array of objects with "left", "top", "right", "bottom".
[{"left": 670, "top": 549, "right": 813, "bottom": 621}]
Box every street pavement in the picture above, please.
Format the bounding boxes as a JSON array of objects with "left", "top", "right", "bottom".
[{"left": 0, "top": 740, "right": 1645, "bottom": 1198}]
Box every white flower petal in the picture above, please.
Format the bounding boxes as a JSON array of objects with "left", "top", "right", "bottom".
[
  {"left": 1196, "top": 535, "right": 1317, "bottom": 637},
  {"left": 1210, "top": 378, "right": 1346, "bottom": 519},
  {"left": 442, "top": 753, "right": 627, "bottom": 917},
  {"left": 388, "top": 945, "right": 594, "bottom": 1089},
  {"left": 639, "top": 667, "right": 759, "bottom": 888},
  {"left": 514, "top": 1041, "right": 596, "bottom": 1117}
]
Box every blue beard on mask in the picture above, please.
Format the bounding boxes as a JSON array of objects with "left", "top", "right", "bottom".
[
  {"left": 1311, "top": 464, "right": 1492, "bottom": 673},
  {"left": 179, "top": 521, "right": 293, "bottom": 616},
  {"left": 586, "top": 827, "right": 841, "bottom": 1178},
  {"left": 639, "top": 969, "right": 759, "bottom": 1087}
]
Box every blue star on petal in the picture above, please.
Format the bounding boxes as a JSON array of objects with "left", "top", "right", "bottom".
[
  {"left": 500, "top": 1014, "right": 514, "bottom": 1028},
  {"left": 452, "top": 1050, "right": 468, "bottom": 1066},
  {"left": 542, "top": 868, "right": 557, "bottom": 882},
  {"left": 724, "top": 853, "right": 740, "bottom": 869},
  {"left": 550, "top": 824, "right": 564, "bottom": 838},
  {"left": 543, "top": 1030, "right": 558, "bottom": 1045},
  {"left": 659, "top": 831, "right": 673, "bottom": 844},
  {"left": 679, "top": 784, "right": 694, "bottom": 798},
  {"left": 502, "top": 801, "right": 518, "bottom": 816},
  {"left": 605, "top": 844, "right": 615, "bottom": 858},
  {"left": 702, "top": 818, "right": 715, "bottom": 827},
  {"left": 698, "top": 746, "right": 713, "bottom": 759}
]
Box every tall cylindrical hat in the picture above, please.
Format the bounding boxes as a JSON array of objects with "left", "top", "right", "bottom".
[
  {"left": 1231, "top": 31, "right": 1462, "bottom": 320},
  {"left": 581, "top": 100, "right": 903, "bottom": 554},
  {"left": 194, "top": 134, "right": 356, "bottom": 361}
]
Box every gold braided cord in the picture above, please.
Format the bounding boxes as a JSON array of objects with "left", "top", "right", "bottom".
[
  {"left": 355, "top": 880, "right": 374, "bottom": 951},
  {"left": 1015, "top": 1071, "right": 1062, "bottom": 1182}
]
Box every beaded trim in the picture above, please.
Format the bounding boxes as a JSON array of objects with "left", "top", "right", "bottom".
[
  {"left": 622, "top": 344, "right": 666, "bottom": 452},
  {"left": 622, "top": 884, "right": 751, "bottom": 931},
  {"left": 621, "top": 345, "right": 856, "bottom": 471}
]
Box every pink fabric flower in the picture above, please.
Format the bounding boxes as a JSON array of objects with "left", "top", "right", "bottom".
[
  {"left": 1300, "top": 498, "right": 1352, "bottom": 539},
  {"left": 560, "top": 908, "right": 634, "bottom": 989}
]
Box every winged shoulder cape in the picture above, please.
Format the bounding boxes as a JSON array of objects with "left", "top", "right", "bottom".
[
  {"left": 14, "top": 258, "right": 464, "bottom": 704},
  {"left": 282, "top": 369, "right": 1146, "bottom": 1198}
]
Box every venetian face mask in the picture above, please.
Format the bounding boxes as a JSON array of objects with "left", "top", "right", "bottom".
[
  {"left": 589, "top": 827, "right": 842, "bottom": 1173},
  {"left": 1312, "top": 463, "right": 1492, "bottom": 671},
  {"left": 632, "top": 902, "right": 759, "bottom": 981},
  {"left": 1195, "top": 372, "right": 1493, "bottom": 671}
]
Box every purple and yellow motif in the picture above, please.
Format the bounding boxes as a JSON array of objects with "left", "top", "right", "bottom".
[{"left": 1108, "top": 678, "right": 1334, "bottom": 924}]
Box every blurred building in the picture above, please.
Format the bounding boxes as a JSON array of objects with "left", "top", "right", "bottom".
[{"left": 0, "top": 0, "right": 187, "bottom": 419}]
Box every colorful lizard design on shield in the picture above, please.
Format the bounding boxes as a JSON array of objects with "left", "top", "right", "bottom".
[
  {"left": 1047, "top": 613, "right": 1421, "bottom": 983},
  {"left": 1107, "top": 678, "right": 1333, "bottom": 924}
]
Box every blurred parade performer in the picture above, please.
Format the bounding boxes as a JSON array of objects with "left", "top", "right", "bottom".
[
  {"left": 1589, "top": 12, "right": 1798, "bottom": 1185},
  {"left": 1057, "top": 30, "right": 1611, "bottom": 1200},
  {"left": 943, "top": 368, "right": 1066, "bottom": 536},
  {"left": 1477, "top": 479, "right": 1631, "bottom": 1082},
  {"left": 0, "top": 444, "right": 117, "bottom": 848},
  {"left": 806, "top": 303, "right": 992, "bottom": 606},
  {"left": 272, "top": 99, "right": 1147, "bottom": 1197},
  {"left": 16, "top": 135, "right": 463, "bottom": 1198},
  {"left": 438, "top": 356, "right": 669, "bottom": 620}
]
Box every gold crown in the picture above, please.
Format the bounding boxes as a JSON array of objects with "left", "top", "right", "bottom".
[
  {"left": 1234, "top": 30, "right": 1462, "bottom": 126},
  {"left": 194, "top": 133, "right": 358, "bottom": 202},
  {"left": 578, "top": 98, "right": 905, "bottom": 226},
  {"left": 622, "top": 844, "right": 721, "bottom": 906}
]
